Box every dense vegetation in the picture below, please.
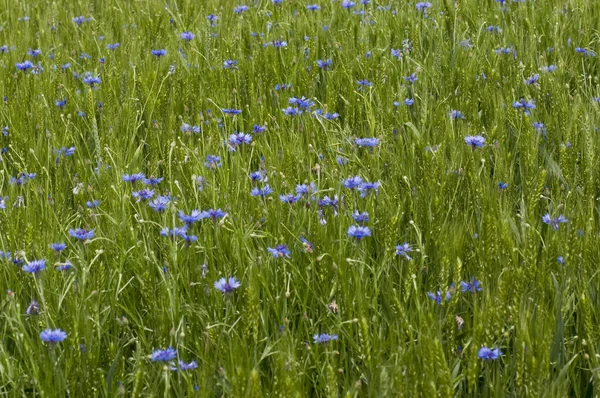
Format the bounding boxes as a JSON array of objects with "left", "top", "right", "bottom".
[{"left": 1, "top": 0, "right": 600, "bottom": 396}]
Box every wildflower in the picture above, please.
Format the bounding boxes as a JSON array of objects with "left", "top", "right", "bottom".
[
  {"left": 151, "top": 347, "right": 177, "bottom": 362},
  {"left": 540, "top": 65, "right": 557, "bottom": 73},
  {"left": 542, "top": 213, "right": 568, "bottom": 231},
  {"left": 395, "top": 243, "right": 412, "bottom": 259},
  {"left": 23, "top": 260, "right": 46, "bottom": 274},
  {"left": 289, "top": 96, "right": 314, "bottom": 109},
  {"left": 478, "top": 347, "right": 502, "bottom": 360},
  {"left": 214, "top": 277, "right": 241, "bottom": 293},
  {"left": 26, "top": 300, "right": 40, "bottom": 315},
  {"left": 300, "top": 236, "right": 314, "bottom": 253},
  {"left": 249, "top": 171, "right": 265, "bottom": 182},
  {"left": 343, "top": 176, "right": 363, "bottom": 189},
  {"left": 524, "top": 74, "right": 539, "bottom": 85},
  {"left": 173, "top": 360, "right": 198, "bottom": 371},
  {"left": 460, "top": 277, "right": 483, "bottom": 293},
  {"left": 313, "top": 334, "right": 338, "bottom": 344},
  {"left": 352, "top": 211, "right": 369, "bottom": 224},
  {"left": 148, "top": 196, "right": 170, "bottom": 212},
  {"left": 494, "top": 47, "right": 513, "bottom": 55},
  {"left": 40, "top": 329, "right": 67, "bottom": 343},
  {"left": 222, "top": 108, "right": 242, "bottom": 115},
  {"left": 68, "top": 228, "right": 95, "bottom": 240},
  {"left": 228, "top": 132, "right": 252, "bottom": 150},
  {"left": 357, "top": 79, "right": 372, "bottom": 87},
  {"left": 427, "top": 291, "right": 442, "bottom": 305},
  {"left": 404, "top": 73, "right": 418, "bottom": 84},
  {"left": 86, "top": 200, "right": 101, "bottom": 208},
  {"left": 206, "top": 14, "right": 219, "bottom": 23},
  {"left": 296, "top": 183, "right": 316, "bottom": 196},
  {"left": 464, "top": 135, "right": 485, "bottom": 148},
  {"left": 355, "top": 137, "right": 380, "bottom": 147},
  {"left": 204, "top": 155, "right": 222, "bottom": 169},
  {"left": 73, "top": 16, "right": 87, "bottom": 25},
  {"left": 416, "top": 2, "right": 432, "bottom": 11},
  {"left": 317, "top": 59, "right": 332, "bottom": 69},
  {"left": 180, "top": 31, "right": 195, "bottom": 41},
  {"left": 557, "top": 256, "right": 565, "bottom": 265},
  {"left": 16, "top": 60, "right": 34, "bottom": 71},
  {"left": 50, "top": 243, "right": 66, "bottom": 252},
  {"left": 449, "top": 110, "right": 465, "bottom": 120},
  {"left": 82, "top": 73, "right": 101, "bottom": 87},
  {"left": 512, "top": 98, "right": 536, "bottom": 116},
  {"left": 122, "top": 173, "right": 146, "bottom": 184},
  {"left": 306, "top": 4, "right": 321, "bottom": 11},
  {"left": 56, "top": 262, "right": 72, "bottom": 271},
  {"left": 252, "top": 125, "right": 266, "bottom": 133},
  {"left": 347, "top": 225, "right": 371, "bottom": 240},
  {"left": 251, "top": 184, "right": 273, "bottom": 197},
  {"left": 498, "top": 182, "right": 508, "bottom": 190},
  {"left": 404, "top": 98, "right": 414, "bottom": 106},
  {"left": 358, "top": 181, "right": 380, "bottom": 198},
  {"left": 234, "top": 5, "right": 249, "bottom": 13},
  {"left": 223, "top": 60, "right": 237, "bottom": 69},
  {"left": 178, "top": 210, "right": 203, "bottom": 225},
  {"left": 151, "top": 49, "right": 167, "bottom": 57},
  {"left": 341, "top": 0, "right": 356, "bottom": 8},
  {"left": 106, "top": 43, "right": 120, "bottom": 50},
  {"left": 143, "top": 177, "right": 163, "bottom": 185},
  {"left": 391, "top": 48, "right": 402, "bottom": 59},
  {"left": 201, "top": 208, "right": 227, "bottom": 221},
  {"left": 132, "top": 189, "right": 155, "bottom": 202},
  {"left": 27, "top": 48, "right": 41, "bottom": 57},
  {"left": 267, "top": 244, "right": 291, "bottom": 258},
  {"left": 282, "top": 107, "right": 301, "bottom": 116},
  {"left": 280, "top": 193, "right": 301, "bottom": 204},
  {"left": 55, "top": 98, "right": 67, "bottom": 108}
]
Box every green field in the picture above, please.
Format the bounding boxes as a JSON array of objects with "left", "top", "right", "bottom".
[{"left": 1, "top": 0, "right": 600, "bottom": 396}]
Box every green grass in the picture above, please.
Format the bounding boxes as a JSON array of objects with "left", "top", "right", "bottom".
[{"left": 1, "top": 0, "right": 600, "bottom": 396}]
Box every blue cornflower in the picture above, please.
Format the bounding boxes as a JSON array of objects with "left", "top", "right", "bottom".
[
  {"left": 204, "top": 155, "right": 222, "bottom": 169},
  {"left": 268, "top": 244, "right": 291, "bottom": 258},
  {"left": 318, "top": 195, "right": 339, "bottom": 213},
  {"left": 27, "top": 48, "right": 41, "bottom": 57},
  {"left": 540, "top": 65, "right": 557, "bottom": 73},
  {"left": 464, "top": 135, "right": 485, "bottom": 148},
  {"left": 214, "top": 277, "right": 241, "bottom": 293},
  {"left": 82, "top": 73, "right": 101, "bottom": 86},
  {"left": 352, "top": 211, "right": 369, "bottom": 224},
  {"left": 282, "top": 107, "right": 301, "bottom": 116},
  {"left": 50, "top": 243, "right": 67, "bottom": 252},
  {"left": 206, "top": 14, "right": 219, "bottom": 23},
  {"left": 86, "top": 200, "right": 101, "bottom": 208},
  {"left": 222, "top": 108, "right": 242, "bottom": 115},
  {"left": 460, "top": 277, "right": 483, "bottom": 293},
  {"left": 306, "top": 4, "right": 321, "bottom": 11},
  {"left": 557, "top": 256, "right": 565, "bottom": 265},
  {"left": 249, "top": 171, "right": 265, "bottom": 182},
  {"left": 449, "top": 110, "right": 465, "bottom": 119},
  {"left": 313, "top": 334, "right": 338, "bottom": 344},
  {"left": 280, "top": 193, "right": 301, "bottom": 204},
  {"left": 55, "top": 98, "right": 67, "bottom": 108},
  {"left": 357, "top": 79, "right": 372, "bottom": 88},
  {"left": 234, "top": 5, "right": 249, "bottom": 13},
  {"left": 201, "top": 208, "right": 227, "bottom": 221},
  {"left": 404, "top": 73, "right": 418, "bottom": 84},
  {"left": 16, "top": 60, "right": 34, "bottom": 71},
  {"left": 300, "top": 236, "right": 314, "bottom": 252},
  {"left": 341, "top": 0, "right": 356, "bottom": 8},
  {"left": 252, "top": 125, "right": 266, "bottom": 134},
  {"left": 40, "top": 329, "right": 67, "bottom": 343},
  {"left": 404, "top": 98, "right": 414, "bottom": 106},
  {"left": 223, "top": 60, "right": 238, "bottom": 69},
  {"left": 322, "top": 112, "right": 340, "bottom": 120},
  {"left": 180, "top": 31, "right": 195, "bottom": 41},
  {"left": 391, "top": 48, "right": 402, "bottom": 58},
  {"left": 542, "top": 213, "right": 568, "bottom": 231},
  {"left": 395, "top": 243, "right": 412, "bottom": 259},
  {"left": 151, "top": 49, "right": 167, "bottom": 57},
  {"left": 178, "top": 210, "right": 203, "bottom": 225},
  {"left": 347, "top": 225, "right": 371, "bottom": 240},
  {"left": 355, "top": 137, "right": 380, "bottom": 147},
  {"left": 172, "top": 360, "right": 199, "bottom": 371},
  {"left": 61, "top": 147, "right": 76, "bottom": 157},
  {"left": 524, "top": 74, "right": 539, "bottom": 85},
  {"left": 498, "top": 182, "right": 508, "bottom": 190},
  {"left": 143, "top": 177, "right": 164, "bottom": 185},
  {"left": 229, "top": 132, "right": 252, "bottom": 150},
  {"left": 23, "top": 260, "right": 46, "bottom": 274},
  {"left": 317, "top": 59, "right": 332, "bottom": 69},
  {"left": 427, "top": 291, "right": 443, "bottom": 305},
  {"left": 106, "top": 43, "right": 120, "bottom": 50},
  {"left": 122, "top": 173, "right": 146, "bottom": 184},
  {"left": 478, "top": 347, "right": 502, "bottom": 360},
  {"left": 56, "top": 261, "right": 72, "bottom": 271},
  {"left": 73, "top": 16, "right": 87, "bottom": 25},
  {"left": 151, "top": 347, "right": 177, "bottom": 362},
  {"left": 132, "top": 189, "right": 155, "bottom": 202},
  {"left": 494, "top": 47, "right": 513, "bottom": 55},
  {"left": 251, "top": 185, "right": 273, "bottom": 197},
  {"left": 512, "top": 98, "right": 536, "bottom": 116},
  {"left": 358, "top": 181, "right": 380, "bottom": 198},
  {"left": 289, "top": 96, "right": 314, "bottom": 109},
  {"left": 486, "top": 25, "right": 502, "bottom": 33},
  {"left": 26, "top": 300, "right": 40, "bottom": 315},
  {"left": 416, "top": 2, "right": 432, "bottom": 11},
  {"left": 0, "top": 45, "right": 8, "bottom": 53},
  {"left": 295, "top": 183, "right": 316, "bottom": 196},
  {"left": 274, "top": 83, "right": 292, "bottom": 91},
  {"left": 148, "top": 196, "right": 171, "bottom": 212},
  {"left": 69, "top": 228, "right": 95, "bottom": 240}
]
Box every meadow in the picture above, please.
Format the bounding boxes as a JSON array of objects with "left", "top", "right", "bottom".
[{"left": 0, "top": 0, "right": 599, "bottom": 396}]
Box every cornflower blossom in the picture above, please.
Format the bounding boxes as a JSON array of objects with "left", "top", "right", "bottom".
[
  {"left": 214, "top": 277, "right": 241, "bottom": 293},
  {"left": 313, "top": 334, "right": 338, "bottom": 344},
  {"left": 40, "top": 329, "right": 67, "bottom": 343},
  {"left": 512, "top": 98, "right": 536, "bottom": 116},
  {"left": 542, "top": 213, "right": 568, "bottom": 231},
  {"left": 151, "top": 347, "right": 177, "bottom": 362},
  {"left": 347, "top": 225, "right": 371, "bottom": 240},
  {"left": 68, "top": 229, "right": 95, "bottom": 240},
  {"left": 395, "top": 243, "right": 412, "bottom": 259},
  {"left": 478, "top": 347, "right": 502, "bottom": 360},
  {"left": 460, "top": 277, "right": 483, "bottom": 293},
  {"left": 267, "top": 244, "right": 291, "bottom": 258},
  {"left": 464, "top": 135, "right": 485, "bottom": 148}
]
